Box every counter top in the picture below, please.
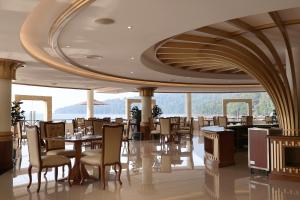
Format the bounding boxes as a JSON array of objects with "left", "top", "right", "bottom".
[{"left": 201, "top": 126, "right": 234, "bottom": 133}]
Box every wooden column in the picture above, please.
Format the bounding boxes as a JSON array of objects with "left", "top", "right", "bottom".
[{"left": 0, "top": 58, "right": 23, "bottom": 174}]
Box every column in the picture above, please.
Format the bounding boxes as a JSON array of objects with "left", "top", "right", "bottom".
[
  {"left": 185, "top": 93, "right": 192, "bottom": 120},
  {"left": 138, "top": 87, "right": 155, "bottom": 140},
  {"left": 139, "top": 87, "right": 155, "bottom": 124},
  {"left": 86, "top": 89, "right": 94, "bottom": 119},
  {"left": 0, "top": 58, "right": 23, "bottom": 173}
]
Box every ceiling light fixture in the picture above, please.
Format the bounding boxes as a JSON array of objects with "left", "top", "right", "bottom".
[
  {"left": 127, "top": 26, "right": 132, "bottom": 29},
  {"left": 130, "top": 57, "right": 135, "bottom": 60},
  {"left": 65, "top": 45, "right": 71, "bottom": 48},
  {"left": 86, "top": 55, "right": 103, "bottom": 60},
  {"left": 95, "top": 18, "right": 115, "bottom": 25},
  {"left": 130, "top": 71, "right": 134, "bottom": 74}
]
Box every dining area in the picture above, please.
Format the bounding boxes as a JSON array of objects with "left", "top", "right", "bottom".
[{"left": 14, "top": 117, "right": 128, "bottom": 192}]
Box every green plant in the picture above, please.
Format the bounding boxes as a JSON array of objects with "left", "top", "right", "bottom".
[
  {"left": 152, "top": 105, "right": 163, "bottom": 118},
  {"left": 131, "top": 106, "right": 141, "bottom": 132},
  {"left": 11, "top": 101, "right": 25, "bottom": 125},
  {"left": 131, "top": 106, "right": 141, "bottom": 123}
]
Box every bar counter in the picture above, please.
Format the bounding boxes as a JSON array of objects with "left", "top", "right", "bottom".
[{"left": 201, "top": 126, "right": 235, "bottom": 168}]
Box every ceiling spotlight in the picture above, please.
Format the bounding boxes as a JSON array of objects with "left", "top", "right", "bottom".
[
  {"left": 65, "top": 45, "right": 71, "bottom": 48},
  {"left": 86, "top": 55, "right": 103, "bottom": 60},
  {"left": 95, "top": 18, "right": 115, "bottom": 25},
  {"left": 127, "top": 26, "right": 132, "bottom": 29},
  {"left": 130, "top": 57, "right": 135, "bottom": 60},
  {"left": 130, "top": 71, "right": 134, "bottom": 74},
  {"left": 85, "top": 64, "right": 89, "bottom": 67}
]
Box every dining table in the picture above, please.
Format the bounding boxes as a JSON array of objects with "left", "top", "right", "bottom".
[{"left": 44, "top": 134, "right": 102, "bottom": 184}]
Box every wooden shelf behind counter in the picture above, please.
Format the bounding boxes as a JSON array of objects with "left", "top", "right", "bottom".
[{"left": 201, "top": 126, "right": 235, "bottom": 168}]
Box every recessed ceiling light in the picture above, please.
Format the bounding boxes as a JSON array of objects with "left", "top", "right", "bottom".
[
  {"left": 86, "top": 55, "right": 103, "bottom": 60},
  {"left": 65, "top": 45, "right": 71, "bottom": 48},
  {"left": 130, "top": 71, "right": 134, "bottom": 74},
  {"left": 85, "top": 64, "right": 89, "bottom": 67},
  {"left": 130, "top": 57, "right": 135, "bottom": 60},
  {"left": 127, "top": 26, "right": 132, "bottom": 29},
  {"left": 95, "top": 18, "right": 115, "bottom": 25}
]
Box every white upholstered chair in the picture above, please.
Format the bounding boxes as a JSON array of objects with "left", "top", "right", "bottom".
[
  {"left": 160, "top": 118, "right": 173, "bottom": 144},
  {"left": 80, "top": 125, "right": 124, "bottom": 189},
  {"left": 26, "top": 126, "right": 71, "bottom": 192}
]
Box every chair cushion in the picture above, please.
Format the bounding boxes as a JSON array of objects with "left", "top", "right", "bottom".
[
  {"left": 42, "top": 155, "right": 70, "bottom": 167},
  {"left": 180, "top": 126, "right": 190, "bottom": 130},
  {"left": 81, "top": 155, "right": 102, "bottom": 166},
  {"left": 151, "top": 130, "right": 160, "bottom": 135},
  {"left": 46, "top": 149, "right": 76, "bottom": 158},
  {"left": 177, "top": 129, "right": 190, "bottom": 134},
  {"left": 82, "top": 149, "right": 102, "bottom": 156}
]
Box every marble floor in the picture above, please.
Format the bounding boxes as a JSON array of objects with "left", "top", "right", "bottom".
[{"left": 1, "top": 134, "right": 300, "bottom": 200}]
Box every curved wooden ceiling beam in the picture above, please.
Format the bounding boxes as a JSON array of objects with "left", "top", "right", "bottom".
[
  {"left": 195, "top": 25, "right": 292, "bottom": 130},
  {"left": 269, "top": 11, "right": 299, "bottom": 131}
]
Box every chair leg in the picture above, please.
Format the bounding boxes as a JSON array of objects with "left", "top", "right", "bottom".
[
  {"left": 127, "top": 140, "right": 130, "bottom": 154},
  {"left": 27, "top": 165, "right": 32, "bottom": 189},
  {"left": 114, "top": 165, "right": 117, "bottom": 181},
  {"left": 55, "top": 167, "right": 58, "bottom": 182},
  {"left": 80, "top": 163, "right": 85, "bottom": 185},
  {"left": 67, "top": 163, "right": 72, "bottom": 186},
  {"left": 101, "top": 165, "right": 105, "bottom": 189},
  {"left": 98, "top": 166, "right": 101, "bottom": 181},
  {"left": 118, "top": 163, "right": 122, "bottom": 185},
  {"left": 37, "top": 169, "right": 42, "bottom": 192},
  {"left": 62, "top": 165, "right": 65, "bottom": 176},
  {"left": 44, "top": 168, "right": 48, "bottom": 177}
]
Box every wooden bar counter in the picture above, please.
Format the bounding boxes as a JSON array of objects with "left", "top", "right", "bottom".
[{"left": 201, "top": 126, "right": 235, "bottom": 168}]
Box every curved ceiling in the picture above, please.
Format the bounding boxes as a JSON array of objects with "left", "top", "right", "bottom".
[{"left": 3, "top": 0, "right": 300, "bottom": 92}]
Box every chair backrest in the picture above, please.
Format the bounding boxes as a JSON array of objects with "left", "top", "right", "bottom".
[
  {"left": 218, "top": 116, "right": 227, "bottom": 128},
  {"left": 189, "top": 117, "right": 194, "bottom": 134},
  {"left": 102, "top": 125, "right": 123, "bottom": 165},
  {"left": 103, "top": 117, "right": 111, "bottom": 123},
  {"left": 241, "top": 116, "right": 253, "bottom": 125},
  {"left": 115, "top": 118, "right": 123, "bottom": 124},
  {"left": 265, "top": 116, "right": 272, "bottom": 124},
  {"left": 76, "top": 118, "right": 85, "bottom": 128},
  {"left": 160, "top": 118, "right": 171, "bottom": 135},
  {"left": 44, "top": 122, "right": 65, "bottom": 151},
  {"left": 170, "top": 117, "right": 180, "bottom": 124},
  {"left": 213, "top": 116, "right": 219, "bottom": 126},
  {"left": 124, "top": 121, "right": 131, "bottom": 140},
  {"left": 93, "top": 119, "right": 104, "bottom": 136},
  {"left": 149, "top": 117, "right": 156, "bottom": 131},
  {"left": 198, "top": 116, "right": 205, "bottom": 128},
  {"left": 39, "top": 121, "right": 52, "bottom": 139},
  {"left": 180, "top": 117, "right": 187, "bottom": 127},
  {"left": 84, "top": 119, "right": 93, "bottom": 127},
  {"left": 26, "top": 126, "right": 41, "bottom": 167}
]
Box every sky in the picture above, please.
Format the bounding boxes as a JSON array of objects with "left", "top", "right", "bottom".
[{"left": 12, "top": 84, "right": 138, "bottom": 112}]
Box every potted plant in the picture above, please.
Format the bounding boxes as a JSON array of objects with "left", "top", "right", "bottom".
[
  {"left": 11, "top": 101, "right": 25, "bottom": 126},
  {"left": 131, "top": 106, "right": 142, "bottom": 139},
  {"left": 152, "top": 105, "right": 163, "bottom": 119}
]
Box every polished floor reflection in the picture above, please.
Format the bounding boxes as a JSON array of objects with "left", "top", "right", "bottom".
[{"left": 1, "top": 133, "right": 300, "bottom": 200}]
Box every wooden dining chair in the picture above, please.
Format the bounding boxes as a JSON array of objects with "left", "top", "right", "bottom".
[
  {"left": 44, "top": 122, "right": 76, "bottom": 158},
  {"left": 177, "top": 117, "right": 194, "bottom": 143},
  {"left": 15, "top": 121, "right": 26, "bottom": 148},
  {"left": 82, "top": 119, "right": 104, "bottom": 156},
  {"left": 218, "top": 116, "right": 228, "bottom": 128},
  {"left": 26, "top": 126, "right": 71, "bottom": 192},
  {"left": 115, "top": 118, "right": 123, "bottom": 124},
  {"left": 198, "top": 116, "right": 205, "bottom": 130},
  {"left": 80, "top": 125, "right": 124, "bottom": 189}
]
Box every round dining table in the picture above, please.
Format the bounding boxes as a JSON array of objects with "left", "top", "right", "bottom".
[{"left": 45, "top": 134, "right": 102, "bottom": 184}]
